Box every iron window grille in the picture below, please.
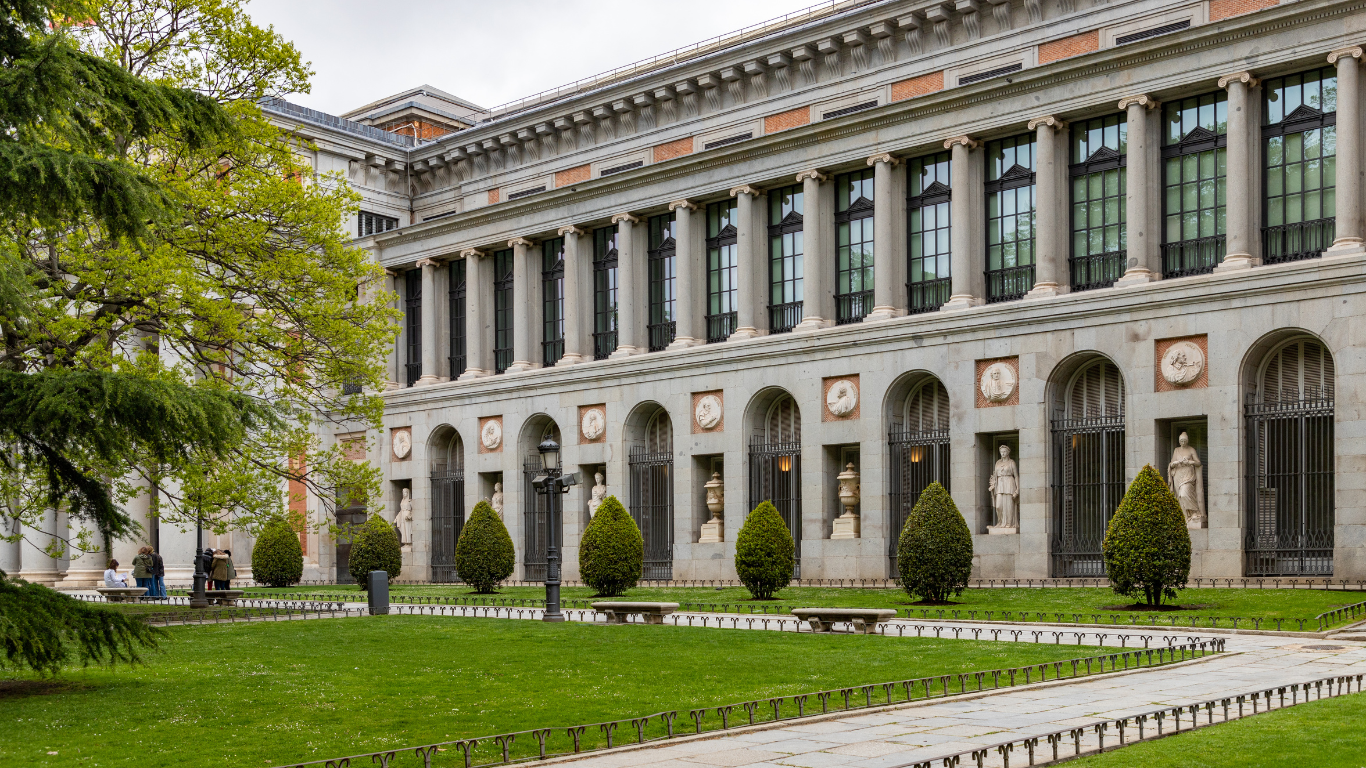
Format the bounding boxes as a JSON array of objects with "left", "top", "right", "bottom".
[
  {"left": 403, "top": 268, "right": 421, "bottom": 386},
  {"left": 1069, "top": 114, "right": 1128, "bottom": 292},
  {"left": 647, "top": 213, "right": 677, "bottom": 352},
  {"left": 1263, "top": 67, "right": 1338, "bottom": 266},
  {"left": 630, "top": 445, "right": 675, "bottom": 580},
  {"left": 748, "top": 438, "right": 802, "bottom": 577},
  {"left": 430, "top": 454, "right": 465, "bottom": 584},
  {"left": 985, "top": 134, "right": 1037, "bottom": 302},
  {"left": 448, "top": 259, "right": 466, "bottom": 379},
  {"left": 1161, "top": 91, "right": 1229, "bottom": 277},
  {"left": 542, "top": 238, "right": 565, "bottom": 366},
  {"left": 707, "top": 199, "right": 740, "bottom": 343},
  {"left": 592, "top": 226, "right": 619, "bottom": 360},
  {"left": 907, "top": 152, "right": 953, "bottom": 314},
  {"left": 835, "top": 170, "right": 875, "bottom": 324},
  {"left": 358, "top": 210, "right": 398, "bottom": 237},
  {"left": 767, "top": 184, "right": 805, "bottom": 333},
  {"left": 493, "top": 248, "right": 514, "bottom": 374},
  {"left": 522, "top": 454, "right": 551, "bottom": 582},
  {"left": 1050, "top": 361, "right": 1126, "bottom": 578}
]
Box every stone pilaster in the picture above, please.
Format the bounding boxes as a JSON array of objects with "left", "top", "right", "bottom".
[
  {"left": 610, "top": 213, "right": 642, "bottom": 358},
  {"left": 1329, "top": 47, "right": 1364, "bottom": 254},
  {"left": 457, "top": 249, "right": 490, "bottom": 379},
  {"left": 942, "top": 136, "right": 983, "bottom": 310},
  {"left": 729, "top": 185, "right": 762, "bottom": 340},
  {"left": 415, "top": 258, "right": 441, "bottom": 384},
  {"left": 865, "top": 153, "right": 904, "bottom": 321},
  {"left": 1025, "top": 116, "right": 1068, "bottom": 298},
  {"left": 1216, "top": 72, "right": 1260, "bottom": 272},
  {"left": 1115, "top": 95, "right": 1161, "bottom": 287},
  {"left": 557, "top": 226, "right": 588, "bottom": 365},
  {"left": 667, "top": 200, "right": 702, "bottom": 349}
]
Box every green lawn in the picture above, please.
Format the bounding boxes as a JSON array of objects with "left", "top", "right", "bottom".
[
  {"left": 3, "top": 615, "right": 1108, "bottom": 767},
  {"left": 221, "top": 585, "right": 1366, "bottom": 628},
  {"left": 1069, "top": 689, "right": 1366, "bottom": 767}
]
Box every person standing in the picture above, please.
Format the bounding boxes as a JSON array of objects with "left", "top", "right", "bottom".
[
  {"left": 210, "top": 549, "right": 230, "bottom": 590},
  {"left": 131, "top": 547, "right": 154, "bottom": 594},
  {"left": 150, "top": 547, "right": 167, "bottom": 598},
  {"left": 222, "top": 549, "right": 237, "bottom": 587}
]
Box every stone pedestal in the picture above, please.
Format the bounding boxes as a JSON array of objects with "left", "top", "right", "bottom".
[
  {"left": 699, "top": 520, "right": 723, "bottom": 544},
  {"left": 831, "top": 514, "right": 861, "bottom": 539},
  {"left": 987, "top": 525, "right": 1018, "bottom": 535}
]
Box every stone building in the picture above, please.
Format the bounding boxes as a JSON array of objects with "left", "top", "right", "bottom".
[{"left": 281, "top": 0, "right": 1362, "bottom": 584}]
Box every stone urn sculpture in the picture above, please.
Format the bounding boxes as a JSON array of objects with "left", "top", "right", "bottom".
[
  {"left": 831, "top": 463, "right": 861, "bottom": 539},
  {"left": 700, "top": 472, "right": 724, "bottom": 543}
]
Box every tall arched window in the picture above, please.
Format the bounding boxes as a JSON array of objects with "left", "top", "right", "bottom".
[
  {"left": 1051, "top": 359, "right": 1125, "bottom": 576},
  {"left": 888, "top": 379, "right": 951, "bottom": 576},
  {"left": 1246, "top": 337, "right": 1335, "bottom": 575},
  {"left": 749, "top": 393, "right": 802, "bottom": 575},
  {"left": 429, "top": 429, "right": 464, "bottom": 583},
  {"left": 521, "top": 421, "right": 561, "bottom": 581},
  {"left": 630, "top": 408, "right": 674, "bottom": 580}
]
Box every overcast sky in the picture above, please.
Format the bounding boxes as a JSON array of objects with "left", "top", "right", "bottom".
[{"left": 245, "top": 0, "right": 810, "bottom": 116}]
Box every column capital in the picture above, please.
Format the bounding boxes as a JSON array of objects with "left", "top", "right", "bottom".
[
  {"left": 1329, "top": 46, "right": 1364, "bottom": 64},
  {"left": 866, "top": 152, "right": 901, "bottom": 167},
  {"left": 1027, "top": 115, "right": 1067, "bottom": 131},
  {"left": 610, "top": 212, "right": 640, "bottom": 225},
  {"left": 383, "top": 268, "right": 400, "bottom": 278},
  {"left": 943, "top": 135, "right": 978, "bottom": 150},
  {"left": 668, "top": 199, "right": 699, "bottom": 212},
  {"left": 1116, "top": 94, "right": 1159, "bottom": 111},
  {"left": 458, "top": 248, "right": 485, "bottom": 259},
  {"left": 556, "top": 225, "right": 586, "bottom": 237},
  {"left": 795, "top": 169, "right": 828, "bottom": 183},
  {"left": 507, "top": 236, "right": 535, "bottom": 249},
  {"left": 729, "top": 184, "right": 761, "bottom": 198},
  {"left": 1218, "top": 71, "right": 1259, "bottom": 89},
  {"left": 414, "top": 257, "right": 443, "bottom": 269}
]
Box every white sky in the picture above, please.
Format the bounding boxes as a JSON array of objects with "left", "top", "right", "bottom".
[{"left": 245, "top": 0, "right": 812, "bottom": 116}]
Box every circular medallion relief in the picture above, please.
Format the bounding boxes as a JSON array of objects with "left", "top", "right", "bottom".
[
  {"left": 580, "top": 408, "right": 605, "bottom": 441},
  {"left": 825, "top": 379, "right": 859, "bottom": 417},
  {"left": 480, "top": 419, "right": 503, "bottom": 450},
  {"left": 391, "top": 430, "right": 411, "bottom": 459},
  {"left": 980, "top": 362, "right": 1017, "bottom": 403},
  {"left": 694, "top": 395, "right": 723, "bottom": 430},
  {"left": 1161, "top": 341, "right": 1205, "bottom": 386}
]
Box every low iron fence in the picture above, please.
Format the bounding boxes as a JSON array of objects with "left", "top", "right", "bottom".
[{"left": 177, "top": 577, "right": 1366, "bottom": 591}]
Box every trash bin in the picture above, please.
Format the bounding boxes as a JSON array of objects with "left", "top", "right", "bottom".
[{"left": 367, "top": 570, "right": 389, "bottom": 615}]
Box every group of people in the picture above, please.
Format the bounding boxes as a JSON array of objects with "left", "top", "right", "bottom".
[
  {"left": 102, "top": 546, "right": 168, "bottom": 598},
  {"left": 204, "top": 548, "right": 237, "bottom": 590}
]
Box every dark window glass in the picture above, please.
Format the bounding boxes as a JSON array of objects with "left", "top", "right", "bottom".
[
  {"left": 1263, "top": 67, "right": 1338, "bottom": 265},
  {"left": 647, "top": 213, "right": 676, "bottom": 352},
  {"left": 448, "top": 259, "right": 466, "bottom": 379},
  {"left": 985, "top": 134, "right": 1037, "bottom": 302},
  {"left": 767, "top": 185, "right": 804, "bottom": 333},
  {"left": 907, "top": 152, "right": 951, "bottom": 313},
  {"left": 493, "top": 249, "right": 514, "bottom": 374},
  {"left": 1162, "top": 91, "right": 1229, "bottom": 277},
  {"left": 404, "top": 268, "right": 421, "bottom": 386},
  {"left": 1069, "top": 114, "right": 1128, "bottom": 291},
  {"left": 706, "top": 200, "right": 739, "bottom": 342},
  {"left": 835, "top": 169, "right": 874, "bottom": 324},
  {"left": 541, "top": 238, "right": 565, "bottom": 366},
  {"left": 592, "top": 226, "right": 619, "bottom": 360}
]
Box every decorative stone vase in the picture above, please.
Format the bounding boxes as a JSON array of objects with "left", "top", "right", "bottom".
[
  {"left": 700, "top": 472, "right": 724, "bottom": 543},
  {"left": 831, "top": 463, "right": 861, "bottom": 540}
]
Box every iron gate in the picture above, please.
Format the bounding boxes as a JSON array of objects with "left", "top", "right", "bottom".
[
  {"left": 748, "top": 439, "right": 802, "bottom": 577},
  {"left": 887, "top": 429, "right": 951, "bottom": 577},
  {"left": 430, "top": 471, "right": 465, "bottom": 583},
  {"left": 628, "top": 447, "right": 674, "bottom": 580},
  {"left": 522, "top": 456, "right": 551, "bottom": 582},
  {"left": 334, "top": 493, "right": 368, "bottom": 584},
  {"left": 1050, "top": 415, "right": 1125, "bottom": 577},
  {"left": 1245, "top": 396, "right": 1335, "bottom": 575}
]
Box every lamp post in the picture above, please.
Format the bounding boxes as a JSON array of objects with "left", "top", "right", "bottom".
[
  {"left": 189, "top": 506, "right": 208, "bottom": 609},
  {"left": 533, "top": 437, "right": 577, "bottom": 623}
]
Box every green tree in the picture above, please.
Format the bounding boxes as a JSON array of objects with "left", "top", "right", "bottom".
[
  {"left": 347, "top": 514, "right": 401, "bottom": 589},
  {"left": 734, "top": 501, "right": 794, "bottom": 600},
  {"left": 0, "top": 572, "right": 163, "bottom": 676},
  {"left": 250, "top": 515, "right": 303, "bottom": 587},
  {"left": 896, "top": 483, "right": 973, "bottom": 603},
  {"left": 579, "top": 495, "right": 642, "bottom": 597},
  {"left": 454, "top": 501, "right": 514, "bottom": 593},
  {"left": 1103, "top": 464, "right": 1192, "bottom": 607}
]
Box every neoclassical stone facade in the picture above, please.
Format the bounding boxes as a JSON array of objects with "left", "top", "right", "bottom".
[{"left": 270, "top": 0, "right": 1363, "bottom": 584}]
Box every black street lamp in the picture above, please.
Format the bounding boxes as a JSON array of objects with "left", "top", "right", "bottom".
[
  {"left": 189, "top": 507, "right": 208, "bottom": 609},
  {"left": 532, "top": 437, "right": 576, "bottom": 623}
]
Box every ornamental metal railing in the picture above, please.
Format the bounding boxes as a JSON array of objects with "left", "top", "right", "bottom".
[
  {"left": 1162, "top": 235, "right": 1225, "bottom": 278},
  {"left": 628, "top": 447, "right": 674, "bottom": 580},
  {"left": 835, "top": 290, "right": 873, "bottom": 324},
  {"left": 540, "top": 338, "right": 563, "bottom": 368},
  {"left": 430, "top": 470, "right": 465, "bottom": 583},
  {"left": 768, "top": 301, "right": 803, "bottom": 334},
  {"left": 986, "top": 264, "right": 1034, "bottom": 303},
  {"left": 592, "top": 330, "right": 616, "bottom": 360},
  {"left": 1051, "top": 414, "right": 1125, "bottom": 578},
  {"left": 1244, "top": 395, "right": 1335, "bottom": 576},
  {"left": 748, "top": 439, "right": 803, "bottom": 577},
  {"left": 493, "top": 347, "right": 513, "bottom": 375},
  {"left": 705, "top": 311, "right": 736, "bottom": 343},
  {"left": 908, "top": 278, "right": 951, "bottom": 314},
  {"left": 647, "top": 320, "right": 675, "bottom": 352},
  {"left": 1262, "top": 218, "right": 1334, "bottom": 265},
  {"left": 1069, "top": 250, "right": 1125, "bottom": 292}
]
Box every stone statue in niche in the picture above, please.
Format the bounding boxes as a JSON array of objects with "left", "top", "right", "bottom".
[
  {"left": 396, "top": 487, "right": 413, "bottom": 547},
  {"left": 700, "top": 472, "right": 724, "bottom": 543},
  {"left": 1168, "top": 432, "right": 1206, "bottom": 528},
  {"left": 988, "top": 444, "right": 1019, "bottom": 533},
  {"left": 980, "top": 362, "right": 1017, "bottom": 404},
  {"left": 587, "top": 472, "right": 607, "bottom": 518},
  {"left": 490, "top": 482, "right": 504, "bottom": 519},
  {"left": 831, "top": 463, "right": 861, "bottom": 539}
]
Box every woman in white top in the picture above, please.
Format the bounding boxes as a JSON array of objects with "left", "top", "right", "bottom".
[{"left": 103, "top": 559, "right": 129, "bottom": 588}]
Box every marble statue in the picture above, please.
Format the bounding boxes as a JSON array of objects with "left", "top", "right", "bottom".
[
  {"left": 587, "top": 472, "right": 607, "bottom": 517},
  {"left": 980, "top": 362, "right": 1017, "bottom": 403},
  {"left": 700, "top": 472, "right": 724, "bottom": 543},
  {"left": 826, "top": 379, "right": 859, "bottom": 417},
  {"left": 988, "top": 444, "right": 1019, "bottom": 532},
  {"left": 695, "top": 395, "right": 722, "bottom": 430},
  {"left": 581, "top": 408, "right": 605, "bottom": 441},
  {"left": 396, "top": 488, "right": 413, "bottom": 545},
  {"left": 391, "top": 429, "right": 411, "bottom": 459},
  {"left": 1168, "top": 432, "right": 1206, "bottom": 528},
  {"left": 1161, "top": 342, "right": 1205, "bottom": 386},
  {"left": 490, "top": 482, "right": 504, "bottom": 518},
  {"left": 831, "top": 463, "right": 861, "bottom": 539}
]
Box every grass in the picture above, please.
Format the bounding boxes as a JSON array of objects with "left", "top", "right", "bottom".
[
  {"left": 2, "top": 615, "right": 1107, "bottom": 767},
  {"left": 1068, "top": 689, "right": 1366, "bottom": 767}
]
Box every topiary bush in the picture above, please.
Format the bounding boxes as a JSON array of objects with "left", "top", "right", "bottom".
[
  {"left": 1103, "top": 464, "right": 1192, "bottom": 607},
  {"left": 897, "top": 482, "right": 973, "bottom": 603},
  {"left": 251, "top": 516, "right": 303, "bottom": 587},
  {"left": 734, "top": 501, "right": 794, "bottom": 600},
  {"left": 455, "top": 500, "right": 515, "bottom": 593},
  {"left": 578, "top": 495, "right": 643, "bottom": 596},
  {"left": 348, "top": 514, "right": 403, "bottom": 589}
]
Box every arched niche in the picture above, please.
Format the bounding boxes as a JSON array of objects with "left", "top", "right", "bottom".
[
  {"left": 745, "top": 387, "right": 802, "bottom": 575},
  {"left": 884, "top": 371, "right": 952, "bottom": 577},
  {"left": 624, "top": 401, "right": 674, "bottom": 579},
  {"left": 426, "top": 425, "right": 464, "bottom": 582}
]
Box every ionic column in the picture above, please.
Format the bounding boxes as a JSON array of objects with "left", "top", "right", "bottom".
[
  {"left": 668, "top": 200, "right": 701, "bottom": 349},
  {"left": 415, "top": 258, "right": 440, "bottom": 384},
  {"left": 610, "top": 213, "right": 642, "bottom": 358},
  {"left": 942, "top": 135, "right": 982, "bottom": 310},
  {"left": 1329, "top": 47, "right": 1364, "bottom": 253},
  {"left": 1216, "top": 72, "right": 1260, "bottom": 271},
  {"left": 794, "top": 169, "right": 830, "bottom": 332},
  {"left": 729, "top": 185, "right": 763, "bottom": 340},
  {"left": 866, "top": 152, "right": 904, "bottom": 321},
  {"left": 457, "top": 249, "right": 491, "bottom": 379},
  {"left": 557, "top": 226, "right": 587, "bottom": 365},
  {"left": 505, "top": 237, "right": 536, "bottom": 372},
  {"left": 1025, "top": 116, "right": 1067, "bottom": 298},
  {"left": 1116, "top": 96, "right": 1161, "bottom": 287}
]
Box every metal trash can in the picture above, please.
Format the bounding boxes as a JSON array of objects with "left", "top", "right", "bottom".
[{"left": 367, "top": 571, "right": 389, "bottom": 615}]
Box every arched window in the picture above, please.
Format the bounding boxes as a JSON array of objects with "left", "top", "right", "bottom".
[
  {"left": 888, "top": 379, "right": 951, "bottom": 577},
  {"left": 1246, "top": 337, "right": 1335, "bottom": 576},
  {"left": 1051, "top": 359, "right": 1126, "bottom": 577},
  {"left": 765, "top": 395, "right": 801, "bottom": 443},
  {"left": 749, "top": 393, "right": 802, "bottom": 576},
  {"left": 429, "top": 430, "right": 464, "bottom": 583},
  {"left": 630, "top": 408, "right": 674, "bottom": 580}
]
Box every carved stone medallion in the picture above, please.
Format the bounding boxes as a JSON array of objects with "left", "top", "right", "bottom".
[
  {"left": 580, "top": 407, "right": 606, "bottom": 442},
  {"left": 979, "top": 362, "right": 1017, "bottom": 404},
  {"left": 1160, "top": 341, "right": 1205, "bottom": 386},
  {"left": 825, "top": 379, "right": 859, "bottom": 417},
  {"left": 390, "top": 428, "right": 411, "bottom": 461},
  {"left": 694, "top": 395, "right": 723, "bottom": 430},
  {"left": 479, "top": 418, "right": 503, "bottom": 451}
]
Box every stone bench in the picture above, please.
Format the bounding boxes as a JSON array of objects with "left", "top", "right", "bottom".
[
  {"left": 96, "top": 587, "right": 147, "bottom": 602},
  {"left": 204, "top": 589, "right": 245, "bottom": 606},
  {"left": 591, "top": 601, "right": 680, "bottom": 625},
  {"left": 792, "top": 608, "right": 897, "bottom": 634}
]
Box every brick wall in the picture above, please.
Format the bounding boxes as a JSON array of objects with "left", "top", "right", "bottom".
[
  {"left": 487, "top": 188, "right": 499, "bottom": 205},
  {"left": 653, "top": 136, "right": 694, "bottom": 162},
  {"left": 891, "top": 71, "right": 945, "bottom": 102},
  {"left": 1209, "top": 0, "right": 1278, "bottom": 21},
  {"left": 763, "top": 106, "right": 811, "bottom": 134},
  {"left": 555, "top": 164, "right": 591, "bottom": 188},
  {"left": 1038, "top": 30, "right": 1100, "bottom": 64}
]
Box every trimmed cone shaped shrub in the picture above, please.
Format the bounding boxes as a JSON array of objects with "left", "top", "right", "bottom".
[
  {"left": 897, "top": 482, "right": 973, "bottom": 602},
  {"left": 348, "top": 514, "right": 403, "bottom": 589},
  {"left": 579, "top": 495, "right": 643, "bottom": 596},
  {"left": 735, "top": 501, "right": 794, "bottom": 600},
  {"left": 251, "top": 517, "right": 303, "bottom": 588},
  {"left": 1103, "top": 464, "right": 1192, "bottom": 607},
  {"left": 455, "top": 500, "right": 515, "bottom": 593}
]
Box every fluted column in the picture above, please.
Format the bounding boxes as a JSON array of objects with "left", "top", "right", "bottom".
[
  {"left": 1116, "top": 96, "right": 1161, "bottom": 286},
  {"left": 1216, "top": 72, "right": 1259, "bottom": 271},
  {"left": 943, "top": 136, "right": 982, "bottom": 310},
  {"left": 667, "top": 200, "right": 701, "bottom": 349},
  {"left": 557, "top": 226, "right": 587, "bottom": 365},
  {"left": 866, "top": 153, "right": 904, "bottom": 321},
  {"left": 1025, "top": 116, "right": 1067, "bottom": 298},
  {"left": 610, "top": 213, "right": 642, "bottom": 358},
  {"left": 415, "top": 258, "right": 440, "bottom": 384},
  {"left": 1329, "top": 47, "right": 1364, "bottom": 253},
  {"left": 794, "top": 169, "right": 830, "bottom": 331},
  {"left": 505, "top": 237, "right": 536, "bottom": 372},
  {"left": 729, "top": 185, "right": 762, "bottom": 340},
  {"left": 457, "top": 249, "right": 491, "bottom": 379}
]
